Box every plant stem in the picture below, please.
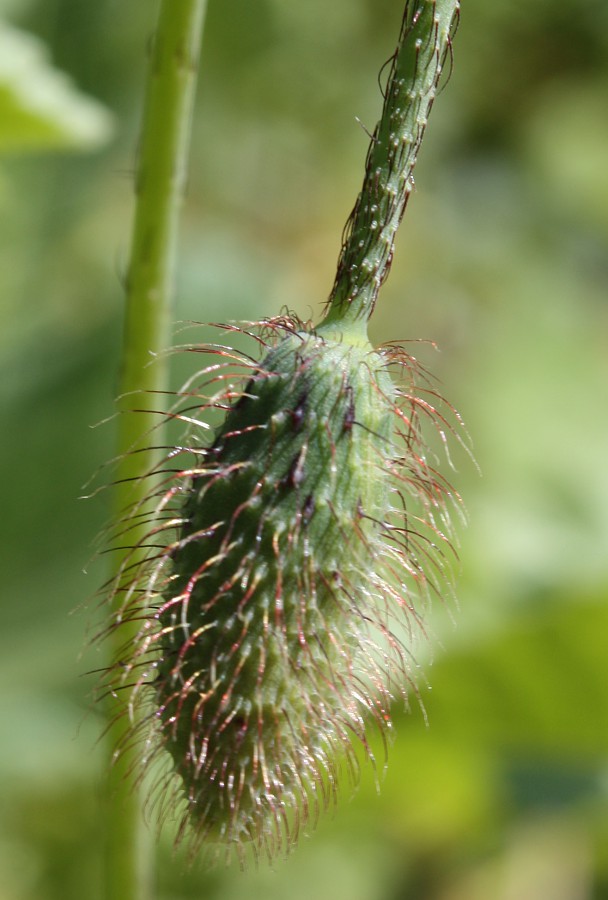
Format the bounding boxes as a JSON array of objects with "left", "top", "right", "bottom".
[
  {"left": 320, "top": 0, "right": 460, "bottom": 333},
  {"left": 105, "top": 2, "right": 208, "bottom": 899}
]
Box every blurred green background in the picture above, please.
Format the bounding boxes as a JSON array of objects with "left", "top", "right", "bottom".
[{"left": 1, "top": 0, "right": 607, "bottom": 897}]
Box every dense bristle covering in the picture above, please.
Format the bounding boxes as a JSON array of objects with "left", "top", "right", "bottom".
[{"left": 104, "top": 315, "right": 461, "bottom": 861}]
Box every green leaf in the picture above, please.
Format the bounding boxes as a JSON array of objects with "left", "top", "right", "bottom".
[
  {"left": 0, "top": 21, "right": 114, "bottom": 153},
  {"left": 421, "top": 591, "right": 608, "bottom": 760}
]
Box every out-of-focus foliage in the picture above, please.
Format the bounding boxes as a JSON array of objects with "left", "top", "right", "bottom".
[
  {"left": 0, "top": 20, "right": 113, "bottom": 152},
  {"left": 0, "top": 1, "right": 606, "bottom": 898}
]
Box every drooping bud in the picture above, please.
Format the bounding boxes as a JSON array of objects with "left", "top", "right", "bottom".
[
  {"left": 106, "top": 315, "right": 460, "bottom": 860},
  {"left": 101, "top": 0, "right": 463, "bottom": 864}
]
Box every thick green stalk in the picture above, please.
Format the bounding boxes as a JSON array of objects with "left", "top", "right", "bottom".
[
  {"left": 321, "top": 0, "right": 460, "bottom": 332},
  {"left": 105, "top": 2, "right": 208, "bottom": 899}
]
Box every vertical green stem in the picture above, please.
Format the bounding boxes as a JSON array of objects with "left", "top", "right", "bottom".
[
  {"left": 320, "top": 0, "right": 460, "bottom": 333},
  {"left": 105, "top": 2, "right": 208, "bottom": 899}
]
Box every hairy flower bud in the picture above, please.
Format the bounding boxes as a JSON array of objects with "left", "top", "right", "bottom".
[{"left": 105, "top": 315, "right": 460, "bottom": 861}]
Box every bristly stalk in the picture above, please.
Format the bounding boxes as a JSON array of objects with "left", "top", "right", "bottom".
[
  {"left": 105, "top": 2, "right": 208, "bottom": 899},
  {"left": 321, "top": 0, "right": 460, "bottom": 333}
]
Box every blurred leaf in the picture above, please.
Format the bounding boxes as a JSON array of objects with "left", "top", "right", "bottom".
[
  {"left": 423, "top": 592, "right": 608, "bottom": 760},
  {"left": 0, "top": 20, "right": 113, "bottom": 153}
]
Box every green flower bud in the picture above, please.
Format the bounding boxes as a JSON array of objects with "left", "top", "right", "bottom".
[{"left": 112, "top": 315, "right": 459, "bottom": 861}]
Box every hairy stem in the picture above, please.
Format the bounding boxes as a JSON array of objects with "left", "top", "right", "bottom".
[
  {"left": 105, "top": 2, "right": 208, "bottom": 898},
  {"left": 321, "top": 0, "right": 460, "bottom": 331}
]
